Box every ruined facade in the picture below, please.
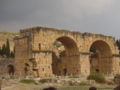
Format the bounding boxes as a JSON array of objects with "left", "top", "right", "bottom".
[
  {"left": 0, "top": 58, "right": 15, "bottom": 77},
  {"left": 14, "top": 27, "right": 120, "bottom": 78}
]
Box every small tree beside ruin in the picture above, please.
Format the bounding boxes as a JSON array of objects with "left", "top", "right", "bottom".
[{"left": 0, "top": 39, "right": 14, "bottom": 58}]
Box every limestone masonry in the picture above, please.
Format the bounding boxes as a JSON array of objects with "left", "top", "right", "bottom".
[{"left": 14, "top": 26, "right": 120, "bottom": 78}]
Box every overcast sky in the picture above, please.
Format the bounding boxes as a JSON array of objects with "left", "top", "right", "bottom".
[{"left": 0, "top": 0, "right": 120, "bottom": 38}]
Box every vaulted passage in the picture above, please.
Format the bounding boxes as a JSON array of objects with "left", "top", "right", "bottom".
[
  {"left": 24, "top": 63, "right": 30, "bottom": 76},
  {"left": 52, "top": 36, "right": 80, "bottom": 76},
  {"left": 7, "top": 64, "right": 15, "bottom": 76},
  {"left": 89, "top": 40, "right": 112, "bottom": 75}
]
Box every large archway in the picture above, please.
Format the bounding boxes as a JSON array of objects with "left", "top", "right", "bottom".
[
  {"left": 89, "top": 40, "right": 112, "bottom": 75},
  {"left": 52, "top": 36, "right": 80, "bottom": 76}
]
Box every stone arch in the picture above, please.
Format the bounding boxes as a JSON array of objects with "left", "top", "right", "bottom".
[
  {"left": 89, "top": 40, "right": 112, "bottom": 75},
  {"left": 7, "top": 64, "right": 15, "bottom": 76},
  {"left": 52, "top": 36, "right": 80, "bottom": 76},
  {"left": 53, "top": 36, "right": 79, "bottom": 55}
]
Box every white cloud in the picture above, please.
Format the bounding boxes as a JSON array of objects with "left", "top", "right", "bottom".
[{"left": 62, "top": 0, "right": 113, "bottom": 17}]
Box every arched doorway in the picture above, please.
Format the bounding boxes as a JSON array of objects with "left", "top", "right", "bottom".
[
  {"left": 89, "top": 40, "right": 112, "bottom": 75},
  {"left": 52, "top": 36, "right": 80, "bottom": 76},
  {"left": 7, "top": 64, "right": 15, "bottom": 76},
  {"left": 24, "top": 63, "right": 30, "bottom": 76}
]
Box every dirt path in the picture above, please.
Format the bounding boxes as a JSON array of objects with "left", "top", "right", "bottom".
[{"left": 0, "top": 79, "right": 116, "bottom": 90}]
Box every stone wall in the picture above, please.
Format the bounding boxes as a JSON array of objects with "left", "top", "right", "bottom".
[
  {"left": 0, "top": 58, "right": 14, "bottom": 77},
  {"left": 14, "top": 36, "right": 30, "bottom": 77},
  {"left": 52, "top": 55, "right": 80, "bottom": 76},
  {"left": 14, "top": 26, "right": 120, "bottom": 78}
]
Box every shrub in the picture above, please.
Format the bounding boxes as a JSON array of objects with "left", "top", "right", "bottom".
[
  {"left": 87, "top": 72, "right": 106, "bottom": 83},
  {"left": 20, "top": 79, "right": 35, "bottom": 84},
  {"left": 79, "top": 82, "right": 91, "bottom": 86},
  {"left": 39, "top": 78, "right": 57, "bottom": 83}
]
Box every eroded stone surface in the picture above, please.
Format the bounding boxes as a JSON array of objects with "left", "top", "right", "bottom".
[{"left": 14, "top": 26, "right": 120, "bottom": 78}]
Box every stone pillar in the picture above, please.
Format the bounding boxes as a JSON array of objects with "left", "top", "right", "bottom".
[
  {"left": 79, "top": 52, "right": 90, "bottom": 77},
  {"left": 56, "top": 55, "right": 81, "bottom": 76},
  {"left": 33, "top": 51, "right": 54, "bottom": 78},
  {"left": 112, "top": 55, "right": 120, "bottom": 75},
  {"left": 14, "top": 36, "right": 29, "bottom": 78},
  {"left": 14, "top": 60, "right": 26, "bottom": 77}
]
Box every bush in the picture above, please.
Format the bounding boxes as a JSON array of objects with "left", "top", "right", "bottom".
[
  {"left": 87, "top": 72, "right": 106, "bottom": 83},
  {"left": 20, "top": 79, "right": 35, "bottom": 84},
  {"left": 39, "top": 78, "right": 57, "bottom": 83}
]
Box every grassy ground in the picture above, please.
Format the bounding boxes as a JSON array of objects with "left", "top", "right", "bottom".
[
  {"left": 0, "top": 30, "right": 19, "bottom": 35},
  {"left": 2, "top": 79, "right": 115, "bottom": 90},
  {"left": 2, "top": 83, "right": 114, "bottom": 90},
  {"left": 58, "top": 87, "right": 113, "bottom": 90}
]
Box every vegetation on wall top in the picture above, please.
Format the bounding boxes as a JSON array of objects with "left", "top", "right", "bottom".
[{"left": 0, "top": 30, "right": 19, "bottom": 35}]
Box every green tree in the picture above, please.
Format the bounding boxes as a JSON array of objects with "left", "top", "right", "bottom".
[
  {"left": 0, "top": 39, "right": 15, "bottom": 58},
  {"left": 1, "top": 44, "right": 7, "bottom": 57},
  {"left": 0, "top": 47, "right": 2, "bottom": 56},
  {"left": 10, "top": 51, "right": 14, "bottom": 58},
  {"left": 6, "top": 39, "right": 10, "bottom": 57}
]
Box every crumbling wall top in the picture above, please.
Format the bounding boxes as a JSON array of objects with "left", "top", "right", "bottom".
[{"left": 19, "top": 26, "right": 114, "bottom": 40}]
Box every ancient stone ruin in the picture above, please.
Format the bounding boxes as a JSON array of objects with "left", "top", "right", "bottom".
[{"left": 14, "top": 26, "right": 120, "bottom": 78}]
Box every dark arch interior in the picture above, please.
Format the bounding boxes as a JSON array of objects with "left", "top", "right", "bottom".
[
  {"left": 24, "top": 63, "right": 30, "bottom": 76},
  {"left": 52, "top": 36, "right": 80, "bottom": 76},
  {"left": 7, "top": 64, "right": 15, "bottom": 76},
  {"left": 89, "top": 40, "right": 112, "bottom": 75}
]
